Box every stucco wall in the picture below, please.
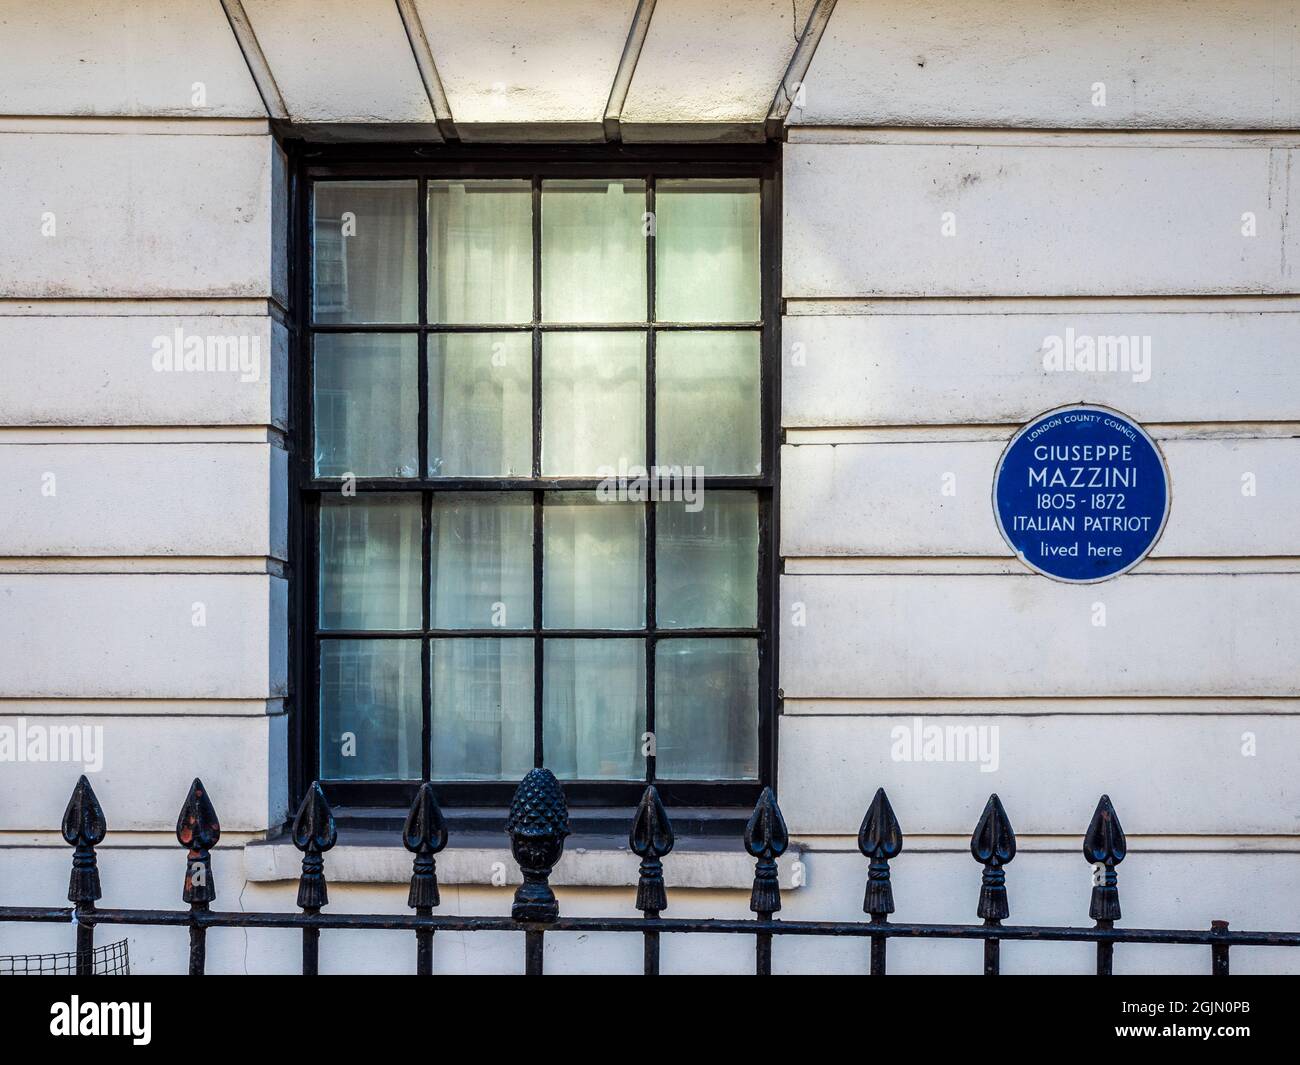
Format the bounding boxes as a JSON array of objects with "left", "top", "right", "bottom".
[{"left": 777, "top": 0, "right": 1300, "bottom": 974}]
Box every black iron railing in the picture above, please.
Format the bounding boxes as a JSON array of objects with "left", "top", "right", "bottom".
[{"left": 2, "top": 771, "right": 1298, "bottom": 975}]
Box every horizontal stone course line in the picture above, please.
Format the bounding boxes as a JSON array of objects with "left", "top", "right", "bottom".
[
  {"left": 0, "top": 299, "right": 276, "bottom": 315},
  {"left": 0, "top": 561, "right": 287, "bottom": 579},
  {"left": 783, "top": 426, "right": 1300, "bottom": 440},
  {"left": 787, "top": 127, "right": 1300, "bottom": 147},
  {"left": 0, "top": 118, "right": 271, "bottom": 134},
  {"left": 784, "top": 295, "right": 1300, "bottom": 311},
  {"left": 782, "top": 560, "right": 1300, "bottom": 576}
]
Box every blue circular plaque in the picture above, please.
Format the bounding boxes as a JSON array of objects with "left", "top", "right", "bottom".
[{"left": 993, "top": 405, "right": 1171, "bottom": 582}]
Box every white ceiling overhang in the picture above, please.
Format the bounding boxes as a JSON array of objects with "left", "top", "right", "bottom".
[{"left": 0, "top": 0, "right": 839, "bottom": 141}]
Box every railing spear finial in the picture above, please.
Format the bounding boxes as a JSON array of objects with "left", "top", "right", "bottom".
[
  {"left": 971, "top": 793, "right": 1016, "bottom": 922},
  {"left": 404, "top": 782, "right": 448, "bottom": 910},
  {"left": 292, "top": 781, "right": 337, "bottom": 911},
  {"left": 971, "top": 793, "right": 1016, "bottom": 976},
  {"left": 858, "top": 787, "right": 903, "bottom": 917},
  {"left": 62, "top": 774, "right": 106, "bottom": 976},
  {"left": 1084, "top": 793, "right": 1127, "bottom": 976},
  {"left": 292, "top": 781, "right": 337, "bottom": 975},
  {"left": 62, "top": 774, "right": 106, "bottom": 906},
  {"left": 630, "top": 783, "right": 675, "bottom": 976},
  {"left": 630, "top": 784, "right": 674, "bottom": 915},
  {"left": 176, "top": 778, "right": 220, "bottom": 976},
  {"left": 858, "top": 786, "right": 903, "bottom": 976},
  {"left": 1084, "top": 793, "right": 1126, "bottom": 922},
  {"left": 404, "top": 782, "right": 448, "bottom": 976},
  {"left": 744, "top": 786, "right": 789, "bottom": 916},
  {"left": 177, "top": 778, "right": 221, "bottom": 906},
  {"left": 745, "top": 787, "right": 788, "bottom": 977}
]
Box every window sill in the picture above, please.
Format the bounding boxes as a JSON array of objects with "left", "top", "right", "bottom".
[{"left": 244, "top": 828, "right": 806, "bottom": 892}]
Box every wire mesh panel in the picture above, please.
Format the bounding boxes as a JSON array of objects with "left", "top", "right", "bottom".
[{"left": 0, "top": 939, "right": 130, "bottom": 976}]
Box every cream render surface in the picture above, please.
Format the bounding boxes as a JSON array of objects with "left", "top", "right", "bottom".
[{"left": 0, "top": 0, "right": 1297, "bottom": 973}]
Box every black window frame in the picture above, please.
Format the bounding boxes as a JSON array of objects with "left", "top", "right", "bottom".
[{"left": 287, "top": 141, "right": 781, "bottom": 812}]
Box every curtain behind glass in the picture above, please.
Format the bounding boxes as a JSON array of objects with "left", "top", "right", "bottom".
[
  {"left": 542, "top": 180, "right": 647, "bottom": 323},
  {"left": 544, "top": 639, "right": 644, "bottom": 780},
  {"left": 313, "top": 181, "right": 418, "bottom": 324},
  {"left": 428, "top": 180, "right": 532, "bottom": 324}
]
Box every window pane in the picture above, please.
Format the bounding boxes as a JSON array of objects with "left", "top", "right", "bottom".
[
  {"left": 428, "top": 180, "right": 532, "bottom": 325},
  {"left": 431, "top": 494, "right": 533, "bottom": 629},
  {"left": 431, "top": 638, "right": 534, "bottom": 780},
  {"left": 544, "top": 639, "right": 644, "bottom": 780},
  {"left": 320, "top": 640, "right": 421, "bottom": 780},
  {"left": 319, "top": 496, "right": 422, "bottom": 631},
  {"left": 542, "top": 179, "right": 646, "bottom": 323},
  {"left": 657, "top": 493, "right": 758, "bottom": 628},
  {"left": 543, "top": 494, "right": 644, "bottom": 629},
  {"left": 314, "top": 181, "right": 417, "bottom": 324},
  {"left": 429, "top": 332, "right": 532, "bottom": 477},
  {"left": 655, "top": 179, "right": 760, "bottom": 323},
  {"left": 313, "top": 333, "right": 418, "bottom": 478},
  {"left": 655, "top": 638, "right": 758, "bottom": 780},
  {"left": 655, "top": 331, "right": 760, "bottom": 474},
  {"left": 542, "top": 332, "right": 645, "bottom": 475}
]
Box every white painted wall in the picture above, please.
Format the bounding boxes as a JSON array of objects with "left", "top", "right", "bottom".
[
  {"left": 784, "top": 138, "right": 1300, "bottom": 298},
  {"left": 0, "top": 0, "right": 265, "bottom": 117},
  {"left": 782, "top": 303, "right": 1300, "bottom": 427},
  {"left": 242, "top": 0, "right": 436, "bottom": 126},
  {"left": 769, "top": 0, "right": 1300, "bottom": 976},
  {"left": 792, "top": 0, "right": 1300, "bottom": 129}
]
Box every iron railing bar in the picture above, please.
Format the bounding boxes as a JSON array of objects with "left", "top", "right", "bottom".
[
  {"left": 19, "top": 909, "right": 1300, "bottom": 945},
  {"left": 0, "top": 907, "right": 75, "bottom": 922}
]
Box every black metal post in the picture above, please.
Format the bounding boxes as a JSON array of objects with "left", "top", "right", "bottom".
[
  {"left": 506, "top": 769, "right": 569, "bottom": 975},
  {"left": 745, "top": 787, "right": 788, "bottom": 977},
  {"left": 983, "top": 923, "right": 1000, "bottom": 976},
  {"left": 643, "top": 923, "right": 661, "bottom": 976},
  {"left": 188, "top": 909, "right": 208, "bottom": 976},
  {"left": 525, "top": 929, "right": 545, "bottom": 975},
  {"left": 62, "top": 776, "right": 106, "bottom": 977},
  {"left": 859, "top": 787, "right": 903, "bottom": 976},
  {"left": 415, "top": 919, "right": 434, "bottom": 976},
  {"left": 302, "top": 926, "right": 320, "bottom": 976},
  {"left": 404, "top": 782, "right": 448, "bottom": 976},
  {"left": 75, "top": 910, "right": 95, "bottom": 976},
  {"left": 972, "top": 794, "right": 1016, "bottom": 977},
  {"left": 1095, "top": 922, "right": 1114, "bottom": 976},
  {"left": 176, "top": 778, "right": 220, "bottom": 976},
  {"left": 869, "top": 914, "right": 887, "bottom": 975},
  {"left": 292, "top": 782, "right": 337, "bottom": 976},
  {"left": 1084, "top": 795, "right": 1125, "bottom": 979},
  {"left": 756, "top": 923, "right": 773, "bottom": 976},
  {"left": 630, "top": 785, "right": 673, "bottom": 976},
  {"left": 1211, "top": 920, "right": 1230, "bottom": 975}
]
